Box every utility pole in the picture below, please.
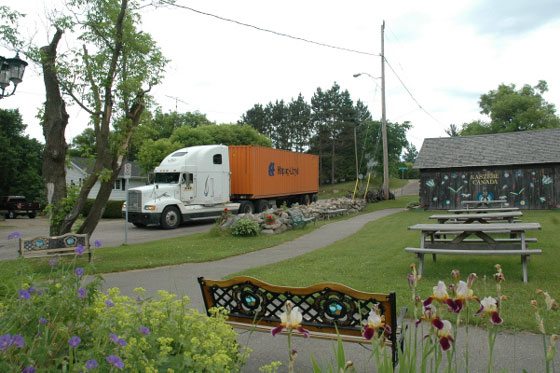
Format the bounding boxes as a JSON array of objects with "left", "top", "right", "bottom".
[
  {"left": 354, "top": 125, "right": 359, "bottom": 180},
  {"left": 380, "top": 21, "right": 390, "bottom": 200}
]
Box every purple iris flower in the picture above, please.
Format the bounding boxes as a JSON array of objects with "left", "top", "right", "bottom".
[
  {"left": 106, "top": 299, "right": 115, "bottom": 307},
  {"left": 94, "top": 240, "right": 102, "bottom": 248},
  {"left": 85, "top": 359, "right": 98, "bottom": 369},
  {"left": 19, "top": 289, "right": 31, "bottom": 300},
  {"left": 49, "top": 259, "right": 58, "bottom": 266},
  {"left": 138, "top": 326, "right": 150, "bottom": 335},
  {"left": 110, "top": 333, "right": 118, "bottom": 343},
  {"left": 11, "top": 334, "right": 24, "bottom": 348},
  {"left": 69, "top": 336, "right": 81, "bottom": 348},
  {"left": 8, "top": 231, "right": 21, "bottom": 240},
  {"left": 28, "top": 287, "right": 36, "bottom": 293},
  {"left": 75, "top": 244, "right": 85, "bottom": 256},
  {"left": 106, "top": 355, "right": 124, "bottom": 369},
  {"left": 39, "top": 318, "right": 48, "bottom": 324},
  {"left": 118, "top": 338, "right": 127, "bottom": 347},
  {"left": 22, "top": 366, "right": 36, "bottom": 373},
  {"left": 0, "top": 334, "right": 12, "bottom": 350},
  {"left": 77, "top": 288, "right": 87, "bottom": 299},
  {"left": 75, "top": 267, "right": 84, "bottom": 277}
]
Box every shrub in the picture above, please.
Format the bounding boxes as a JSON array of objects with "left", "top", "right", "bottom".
[
  {"left": 231, "top": 218, "right": 260, "bottom": 237},
  {"left": 0, "top": 242, "right": 245, "bottom": 372}
]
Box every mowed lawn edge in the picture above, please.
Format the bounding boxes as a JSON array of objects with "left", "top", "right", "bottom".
[{"left": 232, "top": 209, "right": 560, "bottom": 334}]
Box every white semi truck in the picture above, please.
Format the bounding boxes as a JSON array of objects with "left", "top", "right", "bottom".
[{"left": 124, "top": 145, "right": 319, "bottom": 229}]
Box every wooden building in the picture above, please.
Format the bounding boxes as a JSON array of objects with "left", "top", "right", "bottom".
[{"left": 414, "top": 129, "right": 560, "bottom": 210}]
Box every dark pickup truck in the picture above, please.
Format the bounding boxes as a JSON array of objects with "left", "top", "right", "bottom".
[{"left": 1, "top": 196, "right": 41, "bottom": 219}]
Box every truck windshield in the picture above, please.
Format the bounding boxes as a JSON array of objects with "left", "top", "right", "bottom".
[{"left": 154, "top": 172, "right": 180, "bottom": 184}]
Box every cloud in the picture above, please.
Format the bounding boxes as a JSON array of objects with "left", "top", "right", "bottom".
[{"left": 464, "top": 0, "right": 560, "bottom": 36}]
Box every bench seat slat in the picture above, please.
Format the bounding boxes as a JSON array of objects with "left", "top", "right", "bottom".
[{"left": 405, "top": 248, "right": 542, "bottom": 255}]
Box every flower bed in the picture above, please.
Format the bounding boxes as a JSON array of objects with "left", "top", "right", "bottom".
[{"left": 0, "top": 238, "right": 246, "bottom": 372}]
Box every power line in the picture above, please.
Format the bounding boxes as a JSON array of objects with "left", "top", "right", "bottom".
[
  {"left": 161, "top": 0, "right": 380, "bottom": 57},
  {"left": 384, "top": 57, "right": 447, "bottom": 129}
]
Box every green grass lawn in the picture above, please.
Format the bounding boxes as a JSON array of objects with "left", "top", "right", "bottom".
[{"left": 232, "top": 208, "right": 560, "bottom": 334}]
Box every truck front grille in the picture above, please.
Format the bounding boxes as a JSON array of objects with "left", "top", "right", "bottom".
[{"left": 128, "top": 190, "right": 142, "bottom": 212}]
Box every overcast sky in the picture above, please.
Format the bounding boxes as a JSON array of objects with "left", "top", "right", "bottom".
[{"left": 1, "top": 0, "right": 559, "bottom": 149}]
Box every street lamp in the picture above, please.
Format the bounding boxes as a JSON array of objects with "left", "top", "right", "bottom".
[
  {"left": 0, "top": 53, "right": 28, "bottom": 99},
  {"left": 354, "top": 71, "right": 390, "bottom": 200}
]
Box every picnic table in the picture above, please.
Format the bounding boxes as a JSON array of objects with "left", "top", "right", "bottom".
[
  {"left": 461, "top": 200, "right": 509, "bottom": 209},
  {"left": 448, "top": 207, "right": 520, "bottom": 214},
  {"left": 405, "top": 223, "right": 542, "bottom": 282},
  {"left": 429, "top": 211, "right": 523, "bottom": 224}
]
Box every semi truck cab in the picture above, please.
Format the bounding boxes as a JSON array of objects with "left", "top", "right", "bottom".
[{"left": 124, "top": 145, "right": 239, "bottom": 229}]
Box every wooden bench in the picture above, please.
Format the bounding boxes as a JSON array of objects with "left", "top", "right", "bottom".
[
  {"left": 198, "top": 276, "right": 407, "bottom": 367},
  {"left": 287, "top": 209, "right": 316, "bottom": 228},
  {"left": 318, "top": 208, "right": 348, "bottom": 221},
  {"left": 19, "top": 233, "right": 92, "bottom": 262}
]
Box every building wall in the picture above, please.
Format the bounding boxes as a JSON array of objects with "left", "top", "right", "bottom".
[
  {"left": 88, "top": 178, "right": 147, "bottom": 201},
  {"left": 66, "top": 164, "right": 147, "bottom": 201},
  {"left": 419, "top": 164, "right": 559, "bottom": 209},
  {"left": 66, "top": 166, "right": 87, "bottom": 187}
]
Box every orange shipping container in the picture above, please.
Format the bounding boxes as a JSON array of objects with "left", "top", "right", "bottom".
[{"left": 228, "top": 146, "right": 319, "bottom": 199}]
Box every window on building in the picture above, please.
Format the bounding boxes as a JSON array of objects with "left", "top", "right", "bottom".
[
  {"left": 114, "top": 180, "right": 121, "bottom": 190},
  {"left": 213, "top": 154, "right": 222, "bottom": 165}
]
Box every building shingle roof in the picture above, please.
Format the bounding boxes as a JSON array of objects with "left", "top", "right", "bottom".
[
  {"left": 414, "top": 128, "right": 560, "bottom": 169},
  {"left": 69, "top": 157, "right": 145, "bottom": 178}
]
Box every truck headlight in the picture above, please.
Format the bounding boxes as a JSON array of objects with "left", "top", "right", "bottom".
[
  {"left": 122, "top": 202, "right": 126, "bottom": 209},
  {"left": 144, "top": 205, "right": 156, "bottom": 211}
]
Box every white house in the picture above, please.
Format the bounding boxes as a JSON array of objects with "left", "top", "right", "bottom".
[{"left": 66, "top": 157, "right": 148, "bottom": 201}]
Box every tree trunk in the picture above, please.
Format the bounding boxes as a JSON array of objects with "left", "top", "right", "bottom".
[
  {"left": 40, "top": 29, "right": 69, "bottom": 236},
  {"left": 78, "top": 99, "right": 145, "bottom": 236}
]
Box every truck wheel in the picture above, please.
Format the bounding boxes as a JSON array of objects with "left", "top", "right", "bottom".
[
  {"left": 8, "top": 211, "right": 15, "bottom": 219},
  {"left": 256, "top": 200, "right": 270, "bottom": 213},
  {"left": 161, "top": 206, "right": 181, "bottom": 229},
  {"left": 300, "top": 194, "right": 311, "bottom": 206},
  {"left": 238, "top": 201, "right": 255, "bottom": 214},
  {"left": 28, "top": 213, "right": 36, "bottom": 219}
]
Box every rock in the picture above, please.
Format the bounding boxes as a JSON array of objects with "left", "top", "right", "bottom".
[{"left": 261, "top": 229, "right": 275, "bottom": 235}]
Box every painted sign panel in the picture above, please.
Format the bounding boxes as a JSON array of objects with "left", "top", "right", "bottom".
[{"left": 419, "top": 165, "right": 558, "bottom": 209}]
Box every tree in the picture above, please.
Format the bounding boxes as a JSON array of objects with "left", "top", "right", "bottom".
[
  {"left": 68, "top": 128, "right": 97, "bottom": 158},
  {"left": 136, "top": 138, "right": 181, "bottom": 174},
  {"left": 136, "top": 123, "right": 272, "bottom": 174},
  {"left": 239, "top": 104, "right": 271, "bottom": 139},
  {"left": 310, "top": 82, "right": 357, "bottom": 184},
  {"left": 240, "top": 95, "right": 313, "bottom": 151},
  {"left": 445, "top": 124, "right": 460, "bottom": 137},
  {"left": 129, "top": 108, "right": 212, "bottom": 159},
  {"left": 460, "top": 81, "right": 560, "bottom": 135},
  {"left": 0, "top": 109, "right": 44, "bottom": 201},
  {"left": 403, "top": 144, "right": 418, "bottom": 163},
  {"left": 10, "top": 0, "right": 168, "bottom": 235},
  {"left": 287, "top": 94, "right": 313, "bottom": 152}
]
